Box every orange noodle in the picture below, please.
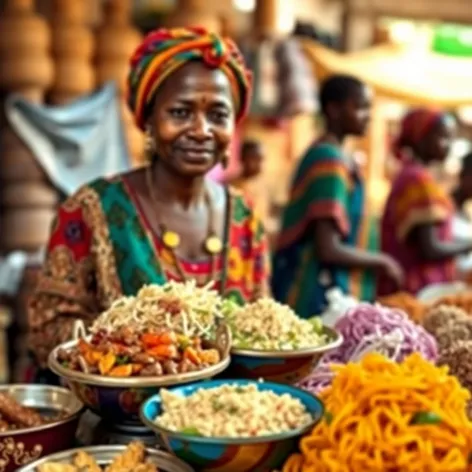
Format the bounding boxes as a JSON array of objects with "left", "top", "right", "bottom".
[{"left": 283, "top": 353, "right": 472, "bottom": 472}]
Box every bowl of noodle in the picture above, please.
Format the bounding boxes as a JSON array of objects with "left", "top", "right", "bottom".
[
  {"left": 281, "top": 353, "right": 472, "bottom": 472},
  {"left": 221, "top": 299, "right": 343, "bottom": 384},
  {"left": 48, "top": 281, "right": 232, "bottom": 425}
]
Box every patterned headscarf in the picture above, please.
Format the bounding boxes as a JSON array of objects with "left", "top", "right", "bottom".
[
  {"left": 393, "top": 108, "right": 445, "bottom": 161},
  {"left": 127, "top": 26, "right": 252, "bottom": 130}
]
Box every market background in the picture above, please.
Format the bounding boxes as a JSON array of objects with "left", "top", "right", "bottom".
[{"left": 1, "top": 0, "right": 472, "bottom": 384}]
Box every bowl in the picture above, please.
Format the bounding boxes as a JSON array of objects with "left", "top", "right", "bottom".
[
  {"left": 48, "top": 324, "right": 232, "bottom": 425},
  {"left": 0, "top": 384, "right": 84, "bottom": 472},
  {"left": 140, "top": 379, "right": 324, "bottom": 472},
  {"left": 17, "top": 445, "right": 194, "bottom": 472},
  {"left": 226, "top": 326, "right": 343, "bottom": 384}
]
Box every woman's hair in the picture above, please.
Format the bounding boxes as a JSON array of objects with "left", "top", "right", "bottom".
[
  {"left": 393, "top": 108, "right": 446, "bottom": 161},
  {"left": 126, "top": 26, "right": 252, "bottom": 130},
  {"left": 319, "top": 74, "right": 364, "bottom": 115}
]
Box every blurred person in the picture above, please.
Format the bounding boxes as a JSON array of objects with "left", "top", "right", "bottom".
[
  {"left": 272, "top": 74, "right": 403, "bottom": 318},
  {"left": 451, "top": 151, "right": 472, "bottom": 277},
  {"left": 226, "top": 139, "right": 264, "bottom": 192},
  {"left": 27, "top": 27, "right": 270, "bottom": 382},
  {"left": 379, "top": 108, "right": 472, "bottom": 296}
]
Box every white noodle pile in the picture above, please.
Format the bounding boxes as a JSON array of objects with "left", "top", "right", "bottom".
[
  {"left": 225, "top": 298, "right": 327, "bottom": 350},
  {"left": 155, "top": 383, "right": 312, "bottom": 437},
  {"left": 90, "top": 280, "right": 223, "bottom": 337}
]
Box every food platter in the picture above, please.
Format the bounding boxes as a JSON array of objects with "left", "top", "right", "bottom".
[
  {"left": 0, "top": 385, "right": 84, "bottom": 472},
  {"left": 48, "top": 333, "right": 231, "bottom": 388},
  {"left": 47, "top": 323, "right": 232, "bottom": 424},
  {"left": 17, "top": 445, "right": 194, "bottom": 472}
]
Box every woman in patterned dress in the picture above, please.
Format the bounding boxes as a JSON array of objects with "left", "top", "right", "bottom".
[
  {"left": 378, "top": 108, "right": 472, "bottom": 296},
  {"left": 27, "top": 27, "right": 270, "bottom": 380},
  {"left": 272, "top": 75, "right": 402, "bottom": 318}
]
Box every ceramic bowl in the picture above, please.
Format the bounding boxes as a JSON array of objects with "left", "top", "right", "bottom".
[
  {"left": 17, "top": 445, "right": 194, "bottom": 472},
  {"left": 140, "top": 379, "right": 324, "bottom": 472},
  {"left": 226, "top": 326, "right": 343, "bottom": 384},
  {"left": 48, "top": 324, "right": 231, "bottom": 425},
  {"left": 0, "top": 384, "right": 84, "bottom": 472}
]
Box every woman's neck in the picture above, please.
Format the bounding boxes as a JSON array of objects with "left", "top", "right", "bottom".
[
  {"left": 149, "top": 160, "right": 206, "bottom": 209},
  {"left": 322, "top": 126, "right": 346, "bottom": 145}
]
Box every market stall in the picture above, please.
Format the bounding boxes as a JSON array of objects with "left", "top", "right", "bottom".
[{"left": 2, "top": 278, "right": 472, "bottom": 472}]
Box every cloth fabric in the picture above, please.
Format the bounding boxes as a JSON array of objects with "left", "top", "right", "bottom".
[
  {"left": 27, "top": 174, "right": 270, "bottom": 369},
  {"left": 239, "top": 38, "right": 317, "bottom": 118},
  {"left": 379, "top": 162, "right": 455, "bottom": 296},
  {"left": 272, "top": 143, "right": 377, "bottom": 318},
  {"left": 5, "top": 83, "right": 129, "bottom": 196},
  {"left": 127, "top": 26, "right": 252, "bottom": 130}
]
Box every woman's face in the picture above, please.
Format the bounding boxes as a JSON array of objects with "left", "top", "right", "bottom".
[
  {"left": 423, "top": 116, "right": 456, "bottom": 164},
  {"left": 149, "top": 61, "right": 235, "bottom": 177}
]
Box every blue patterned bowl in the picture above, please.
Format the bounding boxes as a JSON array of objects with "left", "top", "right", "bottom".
[
  {"left": 227, "top": 326, "right": 343, "bottom": 384},
  {"left": 140, "top": 379, "right": 324, "bottom": 472},
  {"left": 48, "top": 325, "right": 231, "bottom": 426}
]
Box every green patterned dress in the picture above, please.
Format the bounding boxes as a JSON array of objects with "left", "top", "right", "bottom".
[{"left": 272, "top": 143, "right": 378, "bottom": 318}]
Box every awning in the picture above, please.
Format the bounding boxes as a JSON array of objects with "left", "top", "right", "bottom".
[{"left": 301, "top": 39, "right": 472, "bottom": 107}]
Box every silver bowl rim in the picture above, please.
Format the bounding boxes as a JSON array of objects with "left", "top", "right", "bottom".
[
  {"left": 0, "top": 384, "right": 84, "bottom": 437},
  {"left": 48, "top": 337, "right": 231, "bottom": 388},
  {"left": 16, "top": 445, "right": 195, "bottom": 472},
  {"left": 230, "top": 326, "right": 343, "bottom": 358},
  {"left": 140, "top": 380, "right": 324, "bottom": 445}
]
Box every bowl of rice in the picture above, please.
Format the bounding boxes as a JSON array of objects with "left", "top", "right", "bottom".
[
  {"left": 222, "top": 299, "right": 343, "bottom": 384},
  {"left": 48, "top": 281, "right": 232, "bottom": 425},
  {"left": 140, "top": 379, "right": 324, "bottom": 472}
]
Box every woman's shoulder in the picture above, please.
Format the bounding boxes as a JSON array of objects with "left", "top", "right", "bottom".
[
  {"left": 68, "top": 170, "right": 134, "bottom": 206},
  {"left": 304, "top": 142, "right": 344, "bottom": 162},
  {"left": 294, "top": 142, "right": 347, "bottom": 182},
  {"left": 393, "top": 163, "right": 436, "bottom": 192},
  {"left": 297, "top": 142, "right": 345, "bottom": 173}
]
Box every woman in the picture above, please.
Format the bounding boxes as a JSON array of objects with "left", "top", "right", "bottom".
[
  {"left": 379, "top": 108, "right": 472, "bottom": 296},
  {"left": 27, "top": 27, "right": 270, "bottom": 376},
  {"left": 272, "top": 74, "right": 402, "bottom": 318}
]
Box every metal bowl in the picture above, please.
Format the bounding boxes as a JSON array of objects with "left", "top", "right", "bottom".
[
  {"left": 226, "top": 326, "right": 343, "bottom": 384},
  {"left": 17, "top": 445, "right": 194, "bottom": 472},
  {"left": 0, "top": 384, "right": 84, "bottom": 472},
  {"left": 48, "top": 324, "right": 232, "bottom": 425},
  {"left": 140, "top": 379, "right": 324, "bottom": 472}
]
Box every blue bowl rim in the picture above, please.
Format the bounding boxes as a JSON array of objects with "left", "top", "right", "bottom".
[
  {"left": 230, "top": 326, "right": 343, "bottom": 358},
  {"left": 140, "top": 379, "right": 324, "bottom": 445}
]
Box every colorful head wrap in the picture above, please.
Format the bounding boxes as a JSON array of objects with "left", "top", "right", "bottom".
[
  {"left": 127, "top": 26, "right": 252, "bottom": 130},
  {"left": 393, "top": 108, "right": 445, "bottom": 161}
]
